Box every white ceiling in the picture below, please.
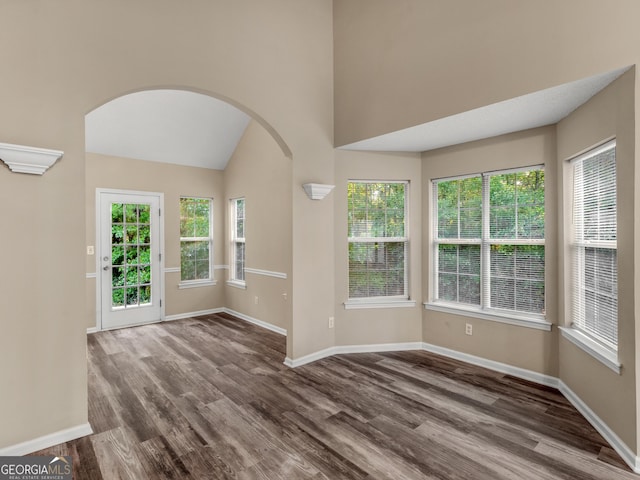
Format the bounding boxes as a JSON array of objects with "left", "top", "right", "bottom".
[
  {"left": 339, "top": 66, "right": 630, "bottom": 153},
  {"left": 85, "top": 90, "right": 251, "bottom": 170}
]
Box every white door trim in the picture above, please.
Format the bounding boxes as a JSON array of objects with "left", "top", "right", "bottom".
[{"left": 95, "top": 188, "right": 165, "bottom": 331}]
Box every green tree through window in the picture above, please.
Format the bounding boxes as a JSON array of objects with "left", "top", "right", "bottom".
[
  {"left": 180, "top": 197, "right": 212, "bottom": 282},
  {"left": 434, "top": 167, "right": 545, "bottom": 316},
  {"left": 348, "top": 182, "right": 408, "bottom": 299}
]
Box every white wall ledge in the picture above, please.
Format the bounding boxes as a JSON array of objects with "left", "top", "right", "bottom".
[
  {"left": 226, "top": 280, "right": 247, "bottom": 290},
  {"left": 244, "top": 267, "right": 287, "bottom": 279},
  {"left": 559, "top": 326, "right": 621, "bottom": 374},
  {"left": 0, "top": 142, "right": 63, "bottom": 175},
  {"left": 344, "top": 298, "right": 416, "bottom": 310},
  {"left": 178, "top": 280, "right": 217, "bottom": 289},
  {"left": 424, "top": 302, "right": 552, "bottom": 331}
]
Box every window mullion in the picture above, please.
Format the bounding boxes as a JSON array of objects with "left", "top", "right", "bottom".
[{"left": 481, "top": 174, "right": 491, "bottom": 310}]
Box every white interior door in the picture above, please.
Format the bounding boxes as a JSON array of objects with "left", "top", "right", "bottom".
[{"left": 99, "top": 191, "right": 162, "bottom": 330}]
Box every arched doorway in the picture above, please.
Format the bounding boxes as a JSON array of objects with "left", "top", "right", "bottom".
[{"left": 84, "top": 88, "right": 293, "bottom": 345}]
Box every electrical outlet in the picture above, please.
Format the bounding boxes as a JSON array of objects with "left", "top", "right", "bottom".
[
  {"left": 87, "top": 245, "right": 95, "bottom": 255},
  {"left": 465, "top": 323, "right": 473, "bottom": 335},
  {"left": 254, "top": 296, "right": 259, "bottom": 305},
  {"left": 328, "top": 316, "right": 335, "bottom": 329}
]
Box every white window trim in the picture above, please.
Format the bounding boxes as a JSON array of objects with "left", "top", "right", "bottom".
[
  {"left": 179, "top": 197, "right": 214, "bottom": 284},
  {"left": 559, "top": 326, "right": 621, "bottom": 373},
  {"left": 431, "top": 166, "right": 546, "bottom": 327},
  {"left": 563, "top": 139, "right": 619, "bottom": 370},
  {"left": 229, "top": 197, "right": 246, "bottom": 285},
  {"left": 347, "top": 180, "right": 411, "bottom": 304}
]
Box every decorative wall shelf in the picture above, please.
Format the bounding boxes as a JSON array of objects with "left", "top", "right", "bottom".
[
  {"left": 302, "top": 183, "right": 335, "bottom": 200},
  {"left": 0, "top": 142, "right": 63, "bottom": 175}
]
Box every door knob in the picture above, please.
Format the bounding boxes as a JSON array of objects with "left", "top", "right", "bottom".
[
  {"left": 103, "top": 266, "right": 109, "bottom": 271},
  {"left": 103, "top": 256, "right": 109, "bottom": 261}
]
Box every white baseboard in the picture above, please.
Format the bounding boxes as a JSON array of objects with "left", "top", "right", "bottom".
[
  {"left": 285, "top": 347, "right": 335, "bottom": 368},
  {"left": 164, "top": 308, "right": 224, "bottom": 322},
  {"left": 0, "top": 423, "right": 93, "bottom": 456},
  {"left": 558, "top": 381, "right": 640, "bottom": 473},
  {"left": 420, "top": 342, "right": 559, "bottom": 388},
  {"left": 86, "top": 327, "right": 98, "bottom": 334},
  {"left": 223, "top": 308, "right": 287, "bottom": 336},
  {"left": 285, "top": 342, "right": 423, "bottom": 368}
]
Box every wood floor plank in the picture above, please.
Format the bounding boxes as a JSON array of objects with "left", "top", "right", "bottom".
[{"left": 29, "top": 314, "right": 637, "bottom": 479}]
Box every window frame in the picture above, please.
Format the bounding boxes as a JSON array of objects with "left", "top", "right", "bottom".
[
  {"left": 345, "top": 180, "right": 415, "bottom": 309},
  {"left": 426, "top": 166, "right": 550, "bottom": 330},
  {"left": 178, "top": 196, "right": 215, "bottom": 288},
  {"left": 228, "top": 197, "right": 246, "bottom": 288},
  {"left": 560, "top": 139, "right": 620, "bottom": 373}
]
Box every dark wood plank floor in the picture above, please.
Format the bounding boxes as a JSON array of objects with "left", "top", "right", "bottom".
[{"left": 33, "top": 313, "right": 637, "bottom": 479}]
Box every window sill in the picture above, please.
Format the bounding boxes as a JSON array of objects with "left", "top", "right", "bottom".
[
  {"left": 226, "top": 280, "right": 247, "bottom": 290},
  {"left": 178, "top": 280, "right": 217, "bottom": 289},
  {"left": 344, "top": 299, "right": 417, "bottom": 310},
  {"left": 559, "top": 326, "right": 621, "bottom": 374},
  {"left": 423, "top": 302, "right": 552, "bottom": 331}
]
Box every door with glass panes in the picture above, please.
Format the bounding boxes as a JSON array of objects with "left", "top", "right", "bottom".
[{"left": 99, "top": 191, "right": 162, "bottom": 330}]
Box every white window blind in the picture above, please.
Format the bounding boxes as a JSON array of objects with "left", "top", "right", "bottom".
[
  {"left": 571, "top": 140, "right": 617, "bottom": 350},
  {"left": 230, "top": 198, "right": 245, "bottom": 282},
  {"left": 348, "top": 182, "right": 408, "bottom": 299},
  {"left": 433, "top": 167, "right": 545, "bottom": 317}
]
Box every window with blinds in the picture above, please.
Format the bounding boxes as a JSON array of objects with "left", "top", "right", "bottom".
[
  {"left": 230, "top": 198, "right": 246, "bottom": 283},
  {"left": 348, "top": 182, "right": 408, "bottom": 299},
  {"left": 571, "top": 140, "right": 617, "bottom": 350},
  {"left": 179, "top": 197, "right": 213, "bottom": 282},
  {"left": 433, "top": 166, "right": 545, "bottom": 317}
]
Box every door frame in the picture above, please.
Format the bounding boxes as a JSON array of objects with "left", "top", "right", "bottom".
[{"left": 95, "top": 188, "right": 165, "bottom": 331}]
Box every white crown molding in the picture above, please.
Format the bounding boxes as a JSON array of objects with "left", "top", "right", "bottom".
[
  {"left": 0, "top": 142, "right": 63, "bottom": 175},
  {"left": 0, "top": 423, "right": 92, "bottom": 456},
  {"left": 302, "top": 183, "right": 335, "bottom": 200}
]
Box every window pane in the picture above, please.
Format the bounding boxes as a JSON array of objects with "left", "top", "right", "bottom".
[
  {"left": 236, "top": 199, "right": 245, "bottom": 238},
  {"left": 490, "top": 245, "right": 544, "bottom": 314},
  {"left": 181, "top": 241, "right": 210, "bottom": 282},
  {"left": 436, "top": 177, "right": 481, "bottom": 239},
  {"left": 490, "top": 170, "right": 544, "bottom": 239},
  {"left": 111, "top": 203, "right": 123, "bottom": 223},
  {"left": 436, "top": 244, "right": 480, "bottom": 306},
  {"left": 349, "top": 241, "right": 406, "bottom": 298},
  {"left": 235, "top": 242, "right": 245, "bottom": 281},
  {"left": 348, "top": 182, "right": 405, "bottom": 239}
]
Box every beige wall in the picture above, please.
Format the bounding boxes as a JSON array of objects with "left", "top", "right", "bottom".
[
  {"left": 334, "top": 0, "right": 640, "bottom": 146},
  {"left": 85, "top": 153, "right": 226, "bottom": 329},
  {"left": 223, "top": 120, "right": 293, "bottom": 333},
  {"left": 421, "top": 127, "right": 559, "bottom": 375},
  {"left": 557, "top": 70, "right": 637, "bottom": 450},
  {"left": 334, "top": 150, "right": 422, "bottom": 345},
  {"left": 0, "top": 0, "right": 333, "bottom": 449}
]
